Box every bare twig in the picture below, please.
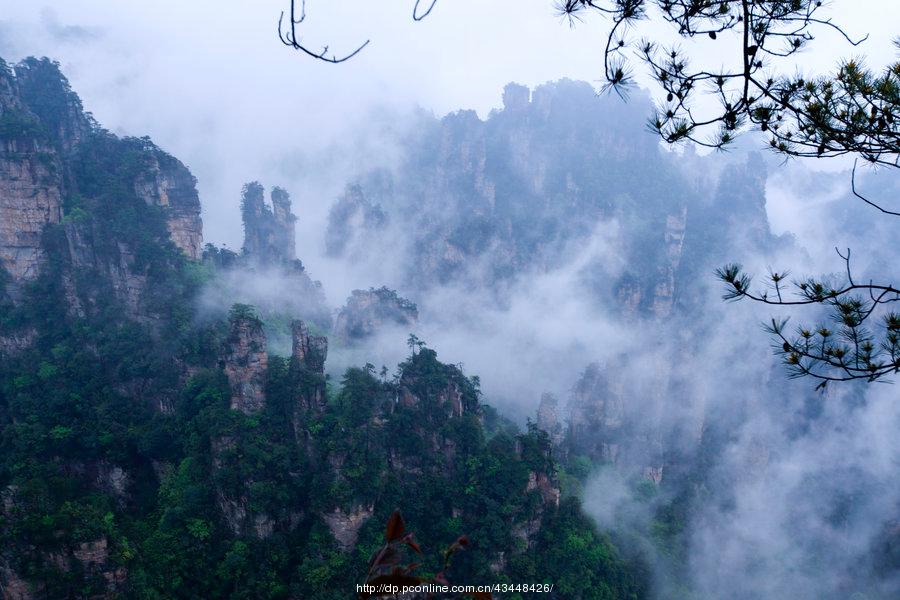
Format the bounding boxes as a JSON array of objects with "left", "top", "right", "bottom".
[
  {"left": 851, "top": 159, "right": 900, "bottom": 216},
  {"left": 413, "top": 0, "right": 439, "bottom": 21},
  {"left": 278, "top": 0, "right": 370, "bottom": 64}
]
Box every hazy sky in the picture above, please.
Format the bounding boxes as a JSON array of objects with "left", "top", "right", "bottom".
[{"left": 0, "top": 0, "right": 897, "bottom": 247}]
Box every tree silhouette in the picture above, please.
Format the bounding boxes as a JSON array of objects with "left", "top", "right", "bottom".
[{"left": 546, "top": 1, "right": 900, "bottom": 385}]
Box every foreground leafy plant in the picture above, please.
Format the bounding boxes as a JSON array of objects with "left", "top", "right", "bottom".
[{"left": 360, "top": 510, "right": 489, "bottom": 599}]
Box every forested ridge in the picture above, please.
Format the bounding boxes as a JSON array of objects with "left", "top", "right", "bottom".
[
  {"left": 1, "top": 51, "right": 898, "bottom": 600},
  {"left": 0, "top": 57, "right": 647, "bottom": 599}
]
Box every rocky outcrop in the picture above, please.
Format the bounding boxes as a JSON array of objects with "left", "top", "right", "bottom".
[
  {"left": 0, "top": 57, "right": 203, "bottom": 299},
  {"left": 536, "top": 392, "right": 563, "bottom": 446},
  {"left": 650, "top": 205, "right": 687, "bottom": 318},
  {"left": 564, "top": 360, "right": 671, "bottom": 480},
  {"left": 324, "top": 183, "right": 387, "bottom": 258},
  {"left": 270, "top": 187, "right": 296, "bottom": 261},
  {"left": 290, "top": 319, "right": 328, "bottom": 420},
  {"left": 133, "top": 149, "right": 203, "bottom": 259},
  {"left": 0, "top": 486, "right": 31, "bottom": 599},
  {"left": 75, "top": 537, "right": 126, "bottom": 594},
  {"left": 217, "top": 491, "right": 276, "bottom": 540},
  {"left": 502, "top": 82, "right": 530, "bottom": 113},
  {"left": 0, "top": 148, "right": 62, "bottom": 283},
  {"left": 514, "top": 469, "right": 561, "bottom": 549},
  {"left": 199, "top": 181, "right": 331, "bottom": 344},
  {"left": 0, "top": 328, "right": 35, "bottom": 357},
  {"left": 0, "top": 534, "right": 123, "bottom": 600},
  {"left": 0, "top": 60, "right": 66, "bottom": 288},
  {"left": 526, "top": 471, "right": 560, "bottom": 508},
  {"left": 211, "top": 432, "right": 294, "bottom": 541},
  {"left": 221, "top": 306, "right": 268, "bottom": 414},
  {"left": 61, "top": 224, "right": 149, "bottom": 317},
  {"left": 642, "top": 466, "right": 664, "bottom": 484},
  {"left": 567, "top": 362, "right": 625, "bottom": 463},
  {"left": 11, "top": 57, "right": 91, "bottom": 152},
  {"left": 95, "top": 461, "right": 130, "bottom": 506},
  {"left": 399, "top": 378, "right": 468, "bottom": 419},
  {"left": 569, "top": 362, "right": 625, "bottom": 431},
  {"left": 616, "top": 275, "right": 643, "bottom": 318},
  {"left": 394, "top": 349, "right": 479, "bottom": 426},
  {"left": 292, "top": 320, "right": 328, "bottom": 374},
  {"left": 72, "top": 538, "right": 108, "bottom": 567},
  {"left": 321, "top": 79, "right": 680, "bottom": 293},
  {"left": 323, "top": 504, "right": 374, "bottom": 551},
  {"left": 333, "top": 287, "right": 418, "bottom": 344},
  {"left": 674, "top": 152, "right": 786, "bottom": 313},
  {"left": 240, "top": 182, "right": 297, "bottom": 263},
  {"left": 0, "top": 563, "right": 33, "bottom": 600}
]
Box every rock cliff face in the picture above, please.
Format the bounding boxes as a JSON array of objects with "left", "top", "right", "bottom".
[
  {"left": 551, "top": 359, "right": 676, "bottom": 483},
  {"left": 10, "top": 58, "right": 92, "bottom": 152},
  {"left": 290, "top": 319, "right": 328, "bottom": 418},
  {"left": 221, "top": 308, "right": 269, "bottom": 414},
  {"left": 0, "top": 145, "right": 61, "bottom": 284},
  {"left": 651, "top": 205, "right": 688, "bottom": 318},
  {"left": 0, "top": 58, "right": 642, "bottom": 598},
  {"left": 569, "top": 362, "right": 625, "bottom": 437},
  {"left": 674, "top": 152, "right": 786, "bottom": 313},
  {"left": 200, "top": 182, "right": 330, "bottom": 337},
  {"left": 399, "top": 369, "right": 470, "bottom": 420},
  {"left": 212, "top": 317, "right": 328, "bottom": 541},
  {"left": 0, "top": 563, "right": 31, "bottom": 600},
  {"left": 1, "top": 487, "right": 124, "bottom": 599},
  {"left": 333, "top": 287, "right": 418, "bottom": 344},
  {"left": 536, "top": 392, "right": 563, "bottom": 446},
  {"left": 132, "top": 149, "right": 203, "bottom": 260},
  {"left": 565, "top": 361, "right": 634, "bottom": 466},
  {"left": 322, "top": 505, "right": 374, "bottom": 551},
  {"left": 291, "top": 319, "right": 328, "bottom": 375},
  {"left": 526, "top": 471, "right": 560, "bottom": 508},
  {"left": 240, "top": 182, "right": 297, "bottom": 263},
  {"left": 0, "top": 59, "right": 202, "bottom": 300},
  {"left": 502, "top": 82, "right": 531, "bottom": 113},
  {"left": 326, "top": 80, "right": 784, "bottom": 321},
  {"left": 0, "top": 58, "right": 213, "bottom": 598},
  {"left": 324, "top": 183, "right": 387, "bottom": 258},
  {"left": 0, "top": 59, "right": 71, "bottom": 288},
  {"left": 326, "top": 80, "right": 679, "bottom": 299}
]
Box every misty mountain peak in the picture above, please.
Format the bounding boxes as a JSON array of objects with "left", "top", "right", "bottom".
[
  {"left": 502, "top": 82, "right": 530, "bottom": 112},
  {"left": 240, "top": 181, "right": 298, "bottom": 264}
]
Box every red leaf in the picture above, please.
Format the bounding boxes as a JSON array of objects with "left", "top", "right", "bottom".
[
  {"left": 373, "top": 546, "right": 400, "bottom": 568},
  {"left": 456, "top": 535, "right": 470, "bottom": 547},
  {"left": 367, "top": 546, "right": 387, "bottom": 570},
  {"left": 404, "top": 533, "right": 422, "bottom": 554},
  {"left": 385, "top": 510, "right": 405, "bottom": 542}
]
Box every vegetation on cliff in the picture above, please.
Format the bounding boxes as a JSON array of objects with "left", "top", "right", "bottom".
[{"left": 0, "top": 58, "right": 647, "bottom": 599}]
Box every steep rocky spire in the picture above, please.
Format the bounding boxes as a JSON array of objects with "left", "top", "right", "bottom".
[
  {"left": 240, "top": 182, "right": 297, "bottom": 264},
  {"left": 291, "top": 319, "right": 327, "bottom": 374},
  {"left": 221, "top": 305, "right": 268, "bottom": 414}
]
